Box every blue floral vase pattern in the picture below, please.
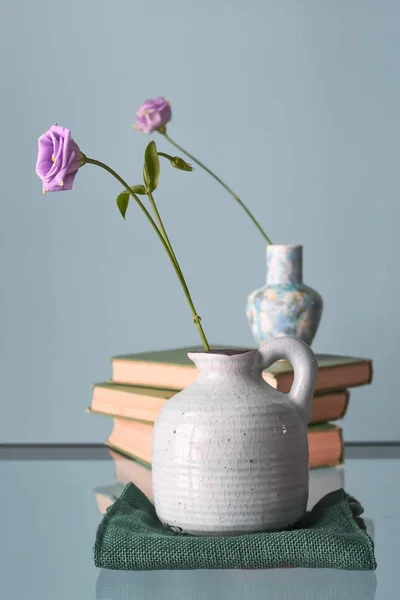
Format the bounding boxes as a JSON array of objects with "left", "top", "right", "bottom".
[{"left": 246, "top": 245, "right": 323, "bottom": 346}]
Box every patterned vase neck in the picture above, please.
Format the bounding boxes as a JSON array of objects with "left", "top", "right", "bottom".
[
  {"left": 267, "top": 245, "right": 303, "bottom": 285},
  {"left": 247, "top": 244, "right": 323, "bottom": 345}
]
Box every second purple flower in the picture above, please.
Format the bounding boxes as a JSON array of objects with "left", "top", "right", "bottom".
[{"left": 135, "top": 97, "right": 172, "bottom": 134}]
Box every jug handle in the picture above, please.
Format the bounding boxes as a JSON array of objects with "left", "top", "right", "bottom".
[{"left": 257, "top": 337, "right": 318, "bottom": 424}]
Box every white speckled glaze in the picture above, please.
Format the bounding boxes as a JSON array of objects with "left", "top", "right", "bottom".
[{"left": 152, "top": 337, "right": 318, "bottom": 535}]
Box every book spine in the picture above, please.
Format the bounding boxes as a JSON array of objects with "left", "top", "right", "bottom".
[{"left": 340, "top": 391, "right": 350, "bottom": 419}]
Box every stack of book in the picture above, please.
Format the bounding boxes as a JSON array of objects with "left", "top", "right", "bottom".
[{"left": 89, "top": 346, "right": 373, "bottom": 470}]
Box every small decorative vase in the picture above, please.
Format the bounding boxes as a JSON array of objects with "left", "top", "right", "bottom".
[
  {"left": 152, "top": 337, "right": 317, "bottom": 536},
  {"left": 246, "top": 245, "right": 323, "bottom": 346}
]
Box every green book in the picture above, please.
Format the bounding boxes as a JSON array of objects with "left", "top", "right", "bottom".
[{"left": 110, "top": 345, "right": 372, "bottom": 393}]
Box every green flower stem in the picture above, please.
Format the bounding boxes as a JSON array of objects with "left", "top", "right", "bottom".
[
  {"left": 157, "top": 151, "right": 173, "bottom": 161},
  {"left": 146, "top": 190, "right": 203, "bottom": 347},
  {"left": 146, "top": 190, "right": 177, "bottom": 263},
  {"left": 84, "top": 156, "right": 210, "bottom": 352},
  {"left": 160, "top": 131, "right": 273, "bottom": 245},
  {"left": 146, "top": 190, "right": 199, "bottom": 336}
]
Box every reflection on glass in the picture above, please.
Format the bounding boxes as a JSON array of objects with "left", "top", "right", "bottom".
[
  {"left": 93, "top": 454, "right": 357, "bottom": 520},
  {"left": 92, "top": 455, "right": 375, "bottom": 539},
  {"left": 94, "top": 452, "right": 349, "bottom": 511},
  {"left": 96, "top": 568, "right": 377, "bottom": 600},
  {"left": 92, "top": 454, "right": 375, "bottom": 591}
]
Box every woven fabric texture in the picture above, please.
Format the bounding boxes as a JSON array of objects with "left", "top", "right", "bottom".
[{"left": 94, "top": 484, "right": 376, "bottom": 571}]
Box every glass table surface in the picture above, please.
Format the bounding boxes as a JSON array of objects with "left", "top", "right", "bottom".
[{"left": 0, "top": 445, "right": 398, "bottom": 600}]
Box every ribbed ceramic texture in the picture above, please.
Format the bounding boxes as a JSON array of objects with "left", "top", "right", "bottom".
[
  {"left": 246, "top": 245, "right": 323, "bottom": 346},
  {"left": 152, "top": 338, "right": 317, "bottom": 535}
]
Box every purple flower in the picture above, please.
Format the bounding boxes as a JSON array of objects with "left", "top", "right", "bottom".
[
  {"left": 135, "top": 97, "right": 171, "bottom": 134},
  {"left": 36, "top": 124, "right": 83, "bottom": 193}
]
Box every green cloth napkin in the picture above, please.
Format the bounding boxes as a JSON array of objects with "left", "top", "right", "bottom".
[{"left": 94, "top": 483, "right": 376, "bottom": 571}]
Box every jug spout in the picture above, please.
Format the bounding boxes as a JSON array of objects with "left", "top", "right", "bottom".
[{"left": 187, "top": 347, "right": 262, "bottom": 379}]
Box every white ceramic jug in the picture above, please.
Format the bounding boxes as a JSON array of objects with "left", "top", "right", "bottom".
[{"left": 152, "top": 336, "right": 317, "bottom": 535}]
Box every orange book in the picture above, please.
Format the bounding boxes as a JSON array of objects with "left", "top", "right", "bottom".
[
  {"left": 89, "top": 382, "right": 349, "bottom": 426},
  {"left": 105, "top": 418, "right": 344, "bottom": 470},
  {"left": 110, "top": 346, "right": 372, "bottom": 393},
  {"left": 92, "top": 453, "right": 155, "bottom": 513},
  {"left": 112, "top": 449, "right": 154, "bottom": 500}
]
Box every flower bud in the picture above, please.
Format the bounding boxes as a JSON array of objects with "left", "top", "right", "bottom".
[
  {"left": 158, "top": 151, "right": 193, "bottom": 172},
  {"left": 171, "top": 156, "right": 193, "bottom": 171}
]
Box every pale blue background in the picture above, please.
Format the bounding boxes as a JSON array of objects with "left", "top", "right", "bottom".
[{"left": 0, "top": 0, "right": 398, "bottom": 442}]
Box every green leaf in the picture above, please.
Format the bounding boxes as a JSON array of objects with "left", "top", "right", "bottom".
[
  {"left": 130, "top": 185, "right": 147, "bottom": 195},
  {"left": 144, "top": 140, "right": 160, "bottom": 192},
  {"left": 116, "top": 191, "right": 130, "bottom": 219},
  {"left": 143, "top": 165, "right": 150, "bottom": 188}
]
